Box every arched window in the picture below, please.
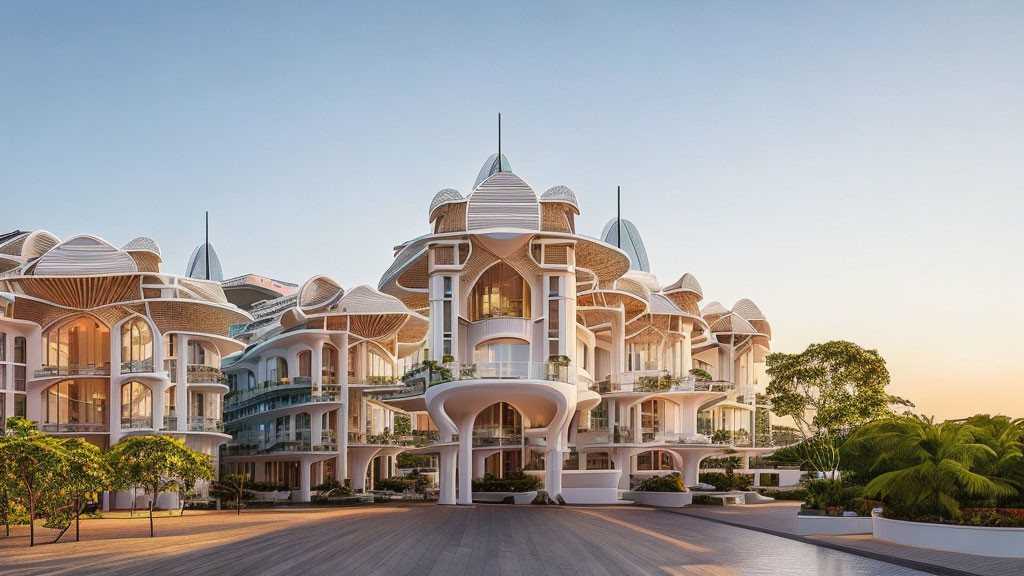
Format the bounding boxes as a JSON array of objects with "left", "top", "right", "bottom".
[
  {"left": 42, "top": 317, "right": 111, "bottom": 375},
  {"left": 468, "top": 262, "right": 531, "bottom": 321},
  {"left": 120, "top": 381, "right": 152, "bottom": 429},
  {"left": 298, "top": 350, "right": 312, "bottom": 378},
  {"left": 121, "top": 319, "right": 154, "bottom": 373},
  {"left": 266, "top": 356, "right": 288, "bottom": 383},
  {"left": 322, "top": 345, "right": 339, "bottom": 384},
  {"left": 42, "top": 379, "right": 108, "bottom": 431}
]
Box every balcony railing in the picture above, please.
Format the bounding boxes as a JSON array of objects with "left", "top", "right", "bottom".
[
  {"left": 187, "top": 364, "right": 226, "bottom": 384},
  {"left": 223, "top": 436, "right": 339, "bottom": 456},
  {"left": 120, "top": 359, "right": 155, "bottom": 374},
  {"left": 163, "top": 414, "right": 178, "bottom": 430},
  {"left": 226, "top": 377, "right": 344, "bottom": 407},
  {"left": 164, "top": 359, "right": 177, "bottom": 383},
  {"left": 39, "top": 422, "right": 108, "bottom": 433},
  {"left": 347, "top": 432, "right": 416, "bottom": 446},
  {"left": 34, "top": 363, "right": 111, "bottom": 378},
  {"left": 591, "top": 373, "right": 735, "bottom": 394},
  {"left": 187, "top": 417, "right": 224, "bottom": 432},
  {"left": 120, "top": 416, "right": 154, "bottom": 430}
]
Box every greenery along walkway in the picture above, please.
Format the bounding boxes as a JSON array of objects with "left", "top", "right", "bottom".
[{"left": 0, "top": 503, "right": 931, "bottom": 576}]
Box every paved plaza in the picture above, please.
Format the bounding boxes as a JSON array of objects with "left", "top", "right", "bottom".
[{"left": 0, "top": 502, "right": 997, "bottom": 576}]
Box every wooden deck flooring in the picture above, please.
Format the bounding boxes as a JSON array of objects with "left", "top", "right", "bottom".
[{"left": 0, "top": 503, "right": 946, "bottom": 575}]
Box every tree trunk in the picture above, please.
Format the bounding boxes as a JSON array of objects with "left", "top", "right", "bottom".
[
  {"left": 28, "top": 493, "right": 34, "bottom": 547},
  {"left": 75, "top": 497, "right": 81, "bottom": 542},
  {"left": 236, "top": 493, "right": 241, "bottom": 515},
  {"left": 149, "top": 499, "right": 154, "bottom": 537}
]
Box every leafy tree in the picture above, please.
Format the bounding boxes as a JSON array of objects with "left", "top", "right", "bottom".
[
  {"left": 0, "top": 418, "right": 66, "bottom": 546},
  {"left": 211, "top": 473, "right": 250, "bottom": 515},
  {"left": 394, "top": 415, "right": 411, "bottom": 436},
  {"left": 845, "top": 416, "right": 1015, "bottom": 520},
  {"left": 963, "top": 415, "right": 1023, "bottom": 507},
  {"left": 45, "top": 438, "right": 108, "bottom": 543},
  {"left": 106, "top": 436, "right": 213, "bottom": 537},
  {"left": 765, "top": 340, "right": 912, "bottom": 474}
]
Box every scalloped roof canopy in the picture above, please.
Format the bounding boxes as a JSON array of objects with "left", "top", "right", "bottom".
[{"left": 32, "top": 235, "right": 138, "bottom": 276}]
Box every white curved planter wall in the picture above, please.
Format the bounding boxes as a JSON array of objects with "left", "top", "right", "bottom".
[
  {"left": 560, "top": 470, "right": 622, "bottom": 504},
  {"left": 628, "top": 491, "right": 693, "bottom": 508},
  {"left": 796, "top": 514, "right": 872, "bottom": 535},
  {"left": 472, "top": 491, "right": 538, "bottom": 505},
  {"left": 873, "top": 515, "right": 1024, "bottom": 558}
]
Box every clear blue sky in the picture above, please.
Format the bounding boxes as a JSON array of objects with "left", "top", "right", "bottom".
[{"left": 2, "top": 1, "right": 1022, "bottom": 419}]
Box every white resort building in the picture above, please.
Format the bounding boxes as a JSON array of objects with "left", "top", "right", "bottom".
[{"left": 1, "top": 153, "right": 779, "bottom": 506}]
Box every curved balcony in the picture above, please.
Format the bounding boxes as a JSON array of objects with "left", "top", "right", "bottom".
[
  {"left": 225, "top": 377, "right": 342, "bottom": 409},
  {"left": 186, "top": 364, "right": 226, "bottom": 385},
  {"left": 591, "top": 373, "right": 734, "bottom": 394},
  {"left": 187, "top": 416, "right": 224, "bottom": 433},
  {"left": 34, "top": 363, "right": 111, "bottom": 378}
]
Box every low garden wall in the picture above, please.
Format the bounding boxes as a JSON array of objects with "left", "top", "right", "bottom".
[
  {"left": 625, "top": 491, "right": 692, "bottom": 508},
  {"left": 796, "top": 512, "right": 872, "bottom": 535},
  {"left": 560, "top": 470, "right": 622, "bottom": 505},
  {"left": 873, "top": 515, "right": 1024, "bottom": 558}
]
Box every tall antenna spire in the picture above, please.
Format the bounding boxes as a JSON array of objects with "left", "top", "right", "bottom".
[
  {"left": 205, "top": 211, "right": 210, "bottom": 281},
  {"left": 616, "top": 186, "right": 622, "bottom": 249},
  {"left": 497, "top": 113, "right": 502, "bottom": 172}
]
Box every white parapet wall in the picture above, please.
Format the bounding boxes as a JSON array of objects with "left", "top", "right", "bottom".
[
  {"left": 796, "top": 513, "right": 872, "bottom": 535},
  {"left": 560, "top": 470, "right": 622, "bottom": 505},
  {"left": 873, "top": 515, "right": 1024, "bottom": 558}
]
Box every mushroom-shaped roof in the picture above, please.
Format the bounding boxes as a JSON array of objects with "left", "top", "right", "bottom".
[
  {"left": 600, "top": 218, "right": 650, "bottom": 273},
  {"left": 21, "top": 230, "right": 60, "bottom": 259},
  {"left": 650, "top": 293, "right": 685, "bottom": 315},
  {"left": 122, "top": 236, "right": 161, "bottom": 256},
  {"left": 32, "top": 235, "right": 138, "bottom": 276},
  {"left": 297, "top": 275, "right": 344, "bottom": 313},
  {"left": 710, "top": 313, "right": 758, "bottom": 335},
  {"left": 186, "top": 243, "right": 223, "bottom": 282},
  {"left": 540, "top": 186, "right": 579, "bottom": 211},
  {"left": 338, "top": 284, "right": 412, "bottom": 315},
  {"left": 466, "top": 171, "right": 540, "bottom": 231},
  {"left": 663, "top": 272, "right": 703, "bottom": 314},
  {"left": 701, "top": 301, "right": 730, "bottom": 324},
  {"left": 473, "top": 153, "right": 512, "bottom": 189},
  {"left": 429, "top": 188, "right": 464, "bottom": 217},
  {"left": 732, "top": 298, "right": 771, "bottom": 338}
]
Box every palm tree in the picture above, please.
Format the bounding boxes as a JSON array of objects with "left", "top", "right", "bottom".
[
  {"left": 965, "top": 415, "right": 1023, "bottom": 506},
  {"left": 211, "top": 473, "right": 250, "bottom": 515},
  {"left": 846, "top": 416, "right": 1016, "bottom": 519}
]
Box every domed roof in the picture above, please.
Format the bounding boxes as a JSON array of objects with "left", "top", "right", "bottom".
[
  {"left": 429, "top": 188, "right": 464, "bottom": 217},
  {"left": 186, "top": 242, "right": 223, "bottom": 281},
  {"left": 600, "top": 218, "right": 650, "bottom": 273},
  {"left": 122, "top": 236, "right": 161, "bottom": 255},
  {"left": 473, "top": 153, "right": 512, "bottom": 189},
  {"left": 701, "top": 301, "right": 729, "bottom": 324},
  {"left": 732, "top": 298, "right": 771, "bottom": 338},
  {"left": 710, "top": 313, "right": 757, "bottom": 335},
  {"left": 466, "top": 171, "right": 540, "bottom": 231},
  {"left": 664, "top": 273, "right": 703, "bottom": 299},
  {"left": 33, "top": 235, "right": 138, "bottom": 276},
  {"left": 540, "top": 186, "right": 579, "bottom": 210},
  {"left": 297, "top": 275, "right": 344, "bottom": 313}
]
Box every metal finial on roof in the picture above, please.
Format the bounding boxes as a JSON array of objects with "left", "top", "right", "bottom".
[
  {"left": 497, "top": 113, "right": 502, "bottom": 173},
  {"left": 616, "top": 186, "right": 621, "bottom": 249},
  {"left": 205, "top": 211, "right": 210, "bottom": 281}
]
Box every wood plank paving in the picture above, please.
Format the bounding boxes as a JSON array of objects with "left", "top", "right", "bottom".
[{"left": 0, "top": 503, "right": 944, "bottom": 576}]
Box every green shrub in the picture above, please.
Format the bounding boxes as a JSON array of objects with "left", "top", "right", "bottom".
[
  {"left": 248, "top": 481, "right": 289, "bottom": 492},
  {"left": 698, "top": 471, "right": 752, "bottom": 491},
  {"left": 636, "top": 474, "right": 686, "bottom": 492},
  {"left": 471, "top": 472, "right": 541, "bottom": 493},
  {"left": 757, "top": 488, "right": 809, "bottom": 501}
]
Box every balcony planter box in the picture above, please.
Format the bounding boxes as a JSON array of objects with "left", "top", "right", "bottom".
[
  {"left": 873, "top": 514, "right": 1024, "bottom": 558},
  {"left": 472, "top": 491, "right": 538, "bottom": 505},
  {"left": 796, "top": 510, "right": 872, "bottom": 535},
  {"left": 624, "top": 491, "right": 692, "bottom": 508}
]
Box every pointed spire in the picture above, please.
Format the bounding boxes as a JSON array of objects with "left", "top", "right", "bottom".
[
  {"left": 616, "top": 186, "right": 621, "bottom": 249},
  {"left": 205, "top": 211, "right": 210, "bottom": 281},
  {"left": 497, "top": 113, "right": 502, "bottom": 172}
]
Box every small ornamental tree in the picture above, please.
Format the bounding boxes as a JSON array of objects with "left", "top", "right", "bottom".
[
  {"left": 765, "top": 340, "right": 912, "bottom": 475},
  {"left": 0, "top": 418, "right": 66, "bottom": 546},
  {"left": 45, "top": 438, "right": 108, "bottom": 543},
  {"left": 106, "top": 435, "right": 213, "bottom": 537},
  {"left": 211, "top": 473, "right": 250, "bottom": 515}
]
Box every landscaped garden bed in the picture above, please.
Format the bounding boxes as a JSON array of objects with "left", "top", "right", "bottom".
[
  {"left": 626, "top": 473, "right": 692, "bottom": 508},
  {"left": 471, "top": 472, "right": 541, "bottom": 505},
  {"left": 872, "top": 512, "right": 1024, "bottom": 557}
]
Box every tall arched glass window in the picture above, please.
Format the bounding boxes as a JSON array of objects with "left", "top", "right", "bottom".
[
  {"left": 41, "top": 379, "right": 109, "bottom": 431},
  {"left": 468, "top": 262, "right": 531, "bottom": 321},
  {"left": 42, "top": 317, "right": 111, "bottom": 375},
  {"left": 322, "top": 345, "right": 339, "bottom": 384},
  {"left": 298, "top": 350, "right": 312, "bottom": 378},
  {"left": 120, "top": 381, "right": 153, "bottom": 429},
  {"left": 121, "top": 319, "right": 154, "bottom": 373},
  {"left": 266, "top": 356, "right": 288, "bottom": 383}
]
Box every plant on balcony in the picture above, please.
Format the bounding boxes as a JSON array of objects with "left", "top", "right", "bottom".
[
  {"left": 442, "top": 354, "right": 455, "bottom": 364},
  {"left": 547, "top": 355, "right": 571, "bottom": 367},
  {"left": 211, "top": 473, "right": 251, "bottom": 515},
  {"left": 688, "top": 368, "right": 712, "bottom": 382},
  {"left": 637, "top": 473, "right": 686, "bottom": 492},
  {"left": 106, "top": 435, "right": 213, "bottom": 537},
  {"left": 472, "top": 471, "right": 542, "bottom": 493}
]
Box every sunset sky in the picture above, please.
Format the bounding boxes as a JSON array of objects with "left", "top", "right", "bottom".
[{"left": 2, "top": 2, "right": 1021, "bottom": 419}]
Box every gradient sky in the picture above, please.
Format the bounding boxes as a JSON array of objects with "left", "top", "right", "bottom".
[{"left": 2, "top": 2, "right": 1022, "bottom": 420}]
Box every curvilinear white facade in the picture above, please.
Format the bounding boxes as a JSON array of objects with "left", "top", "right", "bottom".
[{"left": 1, "top": 153, "right": 779, "bottom": 507}]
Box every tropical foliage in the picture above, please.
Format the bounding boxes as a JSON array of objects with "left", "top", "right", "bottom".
[
  {"left": 843, "top": 415, "right": 1020, "bottom": 521},
  {"left": 471, "top": 471, "right": 541, "bottom": 493},
  {"left": 636, "top": 473, "right": 686, "bottom": 492},
  {"left": 765, "top": 340, "right": 912, "bottom": 474}
]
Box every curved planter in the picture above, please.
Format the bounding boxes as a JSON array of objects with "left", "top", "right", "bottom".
[
  {"left": 796, "top": 513, "right": 872, "bottom": 535},
  {"left": 472, "top": 491, "right": 538, "bottom": 505},
  {"left": 561, "top": 470, "right": 622, "bottom": 505},
  {"left": 873, "top": 515, "right": 1024, "bottom": 558},
  {"left": 627, "top": 491, "right": 693, "bottom": 508}
]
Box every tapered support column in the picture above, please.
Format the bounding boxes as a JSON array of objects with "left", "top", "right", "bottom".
[
  {"left": 438, "top": 445, "right": 458, "bottom": 505},
  {"left": 457, "top": 414, "right": 475, "bottom": 505},
  {"left": 298, "top": 460, "right": 311, "bottom": 503},
  {"left": 545, "top": 448, "right": 563, "bottom": 500}
]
